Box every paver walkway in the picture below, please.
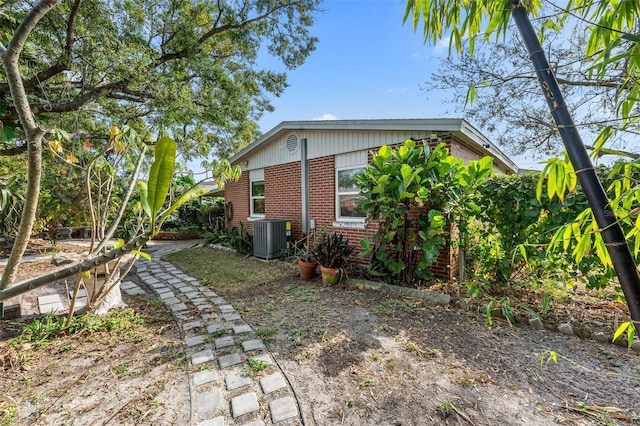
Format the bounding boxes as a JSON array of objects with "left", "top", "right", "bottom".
[{"left": 132, "top": 241, "right": 304, "bottom": 426}]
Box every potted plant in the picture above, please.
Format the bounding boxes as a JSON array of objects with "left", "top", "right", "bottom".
[
  {"left": 312, "top": 232, "right": 354, "bottom": 285},
  {"left": 296, "top": 242, "right": 318, "bottom": 280}
]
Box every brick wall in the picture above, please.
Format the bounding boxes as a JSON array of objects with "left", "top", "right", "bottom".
[
  {"left": 223, "top": 132, "right": 488, "bottom": 283},
  {"left": 225, "top": 173, "right": 251, "bottom": 232},
  {"left": 265, "top": 162, "right": 302, "bottom": 237}
]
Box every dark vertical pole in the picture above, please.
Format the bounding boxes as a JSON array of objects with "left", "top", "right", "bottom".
[{"left": 511, "top": 2, "right": 640, "bottom": 321}]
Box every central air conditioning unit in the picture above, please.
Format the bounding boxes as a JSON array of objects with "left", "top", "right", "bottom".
[{"left": 253, "top": 219, "right": 291, "bottom": 260}]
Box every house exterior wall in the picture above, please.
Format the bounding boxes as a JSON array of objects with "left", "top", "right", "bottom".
[
  {"left": 264, "top": 162, "right": 302, "bottom": 236},
  {"left": 224, "top": 125, "right": 510, "bottom": 282},
  {"left": 225, "top": 172, "right": 250, "bottom": 232}
]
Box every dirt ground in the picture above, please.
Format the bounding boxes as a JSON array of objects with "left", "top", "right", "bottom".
[{"left": 1, "top": 240, "right": 639, "bottom": 425}]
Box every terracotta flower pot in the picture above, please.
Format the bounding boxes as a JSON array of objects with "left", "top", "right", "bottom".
[
  {"left": 320, "top": 265, "right": 341, "bottom": 285},
  {"left": 298, "top": 259, "right": 318, "bottom": 280}
]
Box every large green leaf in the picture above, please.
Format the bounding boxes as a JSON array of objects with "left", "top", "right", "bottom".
[
  {"left": 157, "top": 186, "right": 209, "bottom": 230},
  {"left": 137, "top": 180, "right": 152, "bottom": 219},
  {"left": 147, "top": 136, "right": 176, "bottom": 224}
]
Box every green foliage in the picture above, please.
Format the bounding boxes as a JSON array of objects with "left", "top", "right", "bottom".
[
  {"left": 161, "top": 196, "right": 224, "bottom": 232},
  {"left": 1, "top": 0, "right": 321, "bottom": 161},
  {"left": 12, "top": 309, "right": 144, "bottom": 346},
  {"left": 312, "top": 232, "right": 354, "bottom": 268},
  {"left": 244, "top": 358, "right": 268, "bottom": 375},
  {"left": 356, "top": 139, "right": 493, "bottom": 286},
  {"left": 0, "top": 176, "right": 24, "bottom": 236},
  {"left": 613, "top": 322, "right": 636, "bottom": 348},
  {"left": 205, "top": 222, "right": 253, "bottom": 255}
]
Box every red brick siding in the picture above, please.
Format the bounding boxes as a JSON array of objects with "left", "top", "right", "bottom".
[
  {"left": 265, "top": 162, "right": 303, "bottom": 237},
  {"left": 225, "top": 173, "right": 251, "bottom": 232},
  {"left": 224, "top": 132, "right": 488, "bottom": 282}
]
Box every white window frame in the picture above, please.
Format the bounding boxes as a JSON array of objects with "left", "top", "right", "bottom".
[
  {"left": 250, "top": 179, "right": 265, "bottom": 218},
  {"left": 335, "top": 165, "right": 367, "bottom": 223}
]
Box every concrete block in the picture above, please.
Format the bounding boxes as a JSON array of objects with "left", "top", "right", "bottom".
[
  {"left": 242, "top": 339, "right": 265, "bottom": 352},
  {"left": 195, "top": 388, "right": 222, "bottom": 415},
  {"left": 186, "top": 336, "right": 206, "bottom": 348},
  {"left": 231, "top": 392, "right": 259, "bottom": 418},
  {"left": 191, "top": 349, "right": 215, "bottom": 366},
  {"left": 223, "top": 313, "right": 241, "bottom": 322},
  {"left": 183, "top": 320, "right": 203, "bottom": 332},
  {"left": 269, "top": 396, "right": 298, "bottom": 422},
  {"left": 260, "top": 372, "right": 287, "bottom": 394},
  {"left": 249, "top": 354, "right": 273, "bottom": 366},
  {"left": 215, "top": 336, "right": 235, "bottom": 349},
  {"left": 193, "top": 369, "right": 219, "bottom": 386},
  {"left": 225, "top": 372, "right": 252, "bottom": 390},
  {"left": 233, "top": 325, "right": 253, "bottom": 334},
  {"left": 170, "top": 302, "right": 188, "bottom": 312},
  {"left": 219, "top": 353, "right": 243, "bottom": 369},
  {"left": 196, "top": 417, "right": 225, "bottom": 426}
]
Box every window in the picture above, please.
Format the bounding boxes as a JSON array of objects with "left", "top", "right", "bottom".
[
  {"left": 251, "top": 180, "right": 265, "bottom": 217},
  {"left": 336, "top": 167, "right": 367, "bottom": 221}
]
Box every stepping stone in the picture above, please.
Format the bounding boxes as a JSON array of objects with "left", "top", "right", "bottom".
[
  {"left": 196, "top": 304, "right": 211, "bottom": 311},
  {"left": 170, "top": 303, "right": 188, "bottom": 312},
  {"left": 196, "top": 417, "right": 225, "bottom": 426},
  {"left": 196, "top": 388, "right": 222, "bottom": 415},
  {"left": 123, "top": 287, "right": 146, "bottom": 296},
  {"left": 242, "top": 421, "right": 265, "bottom": 426},
  {"left": 167, "top": 278, "right": 182, "bottom": 285},
  {"left": 270, "top": 397, "right": 298, "bottom": 422},
  {"left": 218, "top": 353, "right": 242, "bottom": 369},
  {"left": 215, "top": 336, "right": 235, "bottom": 349},
  {"left": 223, "top": 313, "right": 241, "bottom": 322},
  {"left": 219, "top": 304, "right": 235, "bottom": 314},
  {"left": 163, "top": 297, "right": 180, "bottom": 305},
  {"left": 211, "top": 297, "right": 227, "bottom": 305},
  {"left": 38, "top": 294, "right": 64, "bottom": 314},
  {"left": 242, "top": 339, "right": 265, "bottom": 352},
  {"left": 183, "top": 320, "right": 203, "bottom": 332},
  {"left": 155, "top": 287, "right": 172, "bottom": 294},
  {"left": 186, "top": 336, "right": 206, "bottom": 348},
  {"left": 159, "top": 292, "right": 176, "bottom": 300},
  {"left": 207, "top": 323, "right": 225, "bottom": 335},
  {"left": 233, "top": 325, "right": 253, "bottom": 334},
  {"left": 260, "top": 372, "right": 287, "bottom": 394},
  {"left": 193, "top": 369, "right": 219, "bottom": 386},
  {"left": 225, "top": 372, "right": 252, "bottom": 390},
  {"left": 231, "top": 392, "right": 259, "bottom": 418},
  {"left": 120, "top": 281, "right": 136, "bottom": 290},
  {"left": 191, "top": 349, "right": 215, "bottom": 366},
  {"left": 203, "top": 291, "right": 218, "bottom": 298},
  {"left": 249, "top": 354, "right": 273, "bottom": 366},
  {"left": 38, "top": 294, "right": 61, "bottom": 305}
]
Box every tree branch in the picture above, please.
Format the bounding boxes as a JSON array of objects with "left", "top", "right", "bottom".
[{"left": 0, "top": 235, "right": 151, "bottom": 302}]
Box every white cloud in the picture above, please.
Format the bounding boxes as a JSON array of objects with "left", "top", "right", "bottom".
[
  {"left": 432, "top": 36, "right": 451, "bottom": 55},
  {"left": 312, "top": 113, "right": 338, "bottom": 121}
]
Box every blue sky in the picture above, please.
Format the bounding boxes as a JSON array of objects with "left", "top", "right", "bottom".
[
  {"left": 258, "top": 0, "right": 450, "bottom": 130},
  {"left": 254, "top": 0, "right": 541, "bottom": 170}
]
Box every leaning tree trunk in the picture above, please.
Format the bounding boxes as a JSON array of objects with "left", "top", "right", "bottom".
[{"left": 511, "top": 1, "right": 640, "bottom": 321}]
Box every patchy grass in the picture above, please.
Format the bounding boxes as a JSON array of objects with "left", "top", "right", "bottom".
[{"left": 164, "top": 247, "right": 290, "bottom": 294}]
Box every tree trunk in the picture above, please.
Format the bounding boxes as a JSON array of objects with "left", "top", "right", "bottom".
[
  {"left": 511, "top": 1, "right": 640, "bottom": 321},
  {"left": 0, "top": 0, "right": 60, "bottom": 290}
]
